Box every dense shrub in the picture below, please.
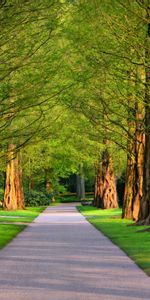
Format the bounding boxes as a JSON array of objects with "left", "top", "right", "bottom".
[{"left": 24, "top": 190, "right": 50, "bottom": 207}]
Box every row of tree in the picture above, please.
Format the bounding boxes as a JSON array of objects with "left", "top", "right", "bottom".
[
  {"left": 59, "top": 0, "right": 150, "bottom": 224},
  {"left": 0, "top": 0, "right": 150, "bottom": 225}
]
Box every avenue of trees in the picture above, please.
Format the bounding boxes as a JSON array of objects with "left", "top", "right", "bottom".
[{"left": 0, "top": 0, "right": 150, "bottom": 225}]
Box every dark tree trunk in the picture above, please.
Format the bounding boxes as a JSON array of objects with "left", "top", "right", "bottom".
[
  {"left": 29, "top": 178, "right": 34, "bottom": 191},
  {"left": 76, "top": 164, "right": 85, "bottom": 200},
  {"left": 137, "top": 14, "right": 150, "bottom": 224},
  {"left": 3, "top": 144, "right": 25, "bottom": 210},
  {"left": 94, "top": 150, "right": 118, "bottom": 209}
]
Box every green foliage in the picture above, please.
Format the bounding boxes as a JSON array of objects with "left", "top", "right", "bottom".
[
  {"left": 25, "top": 190, "right": 50, "bottom": 207},
  {"left": 0, "top": 0, "right": 148, "bottom": 215},
  {"left": 0, "top": 0, "right": 69, "bottom": 149},
  {"left": 0, "top": 188, "right": 4, "bottom": 204},
  {"left": 78, "top": 205, "right": 150, "bottom": 276},
  {"left": 60, "top": 0, "right": 146, "bottom": 160}
]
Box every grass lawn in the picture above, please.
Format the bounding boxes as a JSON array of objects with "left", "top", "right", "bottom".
[
  {"left": 0, "top": 206, "right": 45, "bottom": 249},
  {"left": 78, "top": 205, "right": 150, "bottom": 276}
]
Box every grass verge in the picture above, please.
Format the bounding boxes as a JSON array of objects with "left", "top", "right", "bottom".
[
  {"left": 78, "top": 205, "right": 150, "bottom": 276},
  {"left": 0, "top": 206, "right": 46, "bottom": 249}
]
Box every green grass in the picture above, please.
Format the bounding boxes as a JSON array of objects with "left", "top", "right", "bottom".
[
  {"left": 0, "top": 224, "right": 26, "bottom": 248},
  {"left": 78, "top": 205, "right": 150, "bottom": 276},
  {"left": 0, "top": 206, "right": 46, "bottom": 248}
]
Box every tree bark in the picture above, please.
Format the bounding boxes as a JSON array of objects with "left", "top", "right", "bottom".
[
  {"left": 122, "top": 147, "right": 135, "bottom": 219},
  {"left": 122, "top": 48, "right": 145, "bottom": 220},
  {"left": 76, "top": 164, "right": 85, "bottom": 200},
  {"left": 3, "top": 144, "right": 25, "bottom": 210},
  {"left": 94, "top": 150, "right": 118, "bottom": 209},
  {"left": 138, "top": 11, "right": 150, "bottom": 224},
  {"left": 122, "top": 104, "right": 145, "bottom": 220}
]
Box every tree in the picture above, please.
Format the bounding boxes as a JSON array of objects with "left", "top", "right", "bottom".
[
  {"left": 76, "top": 164, "right": 85, "bottom": 200},
  {"left": 62, "top": 0, "right": 149, "bottom": 217},
  {"left": 94, "top": 149, "right": 118, "bottom": 209},
  {"left": 138, "top": 1, "right": 150, "bottom": 224},
  {"left": 1, "top": 0, "right": 149, "bottom": 217},
  {"left": 20, "top": 110, "right": 98, "bottom": 199},
  {"left": 123, "top": 66, "right": 145, "bottom": 220},
  {"left": 0, "top": 0, "right": 69, "bottom": 209},
  {"left": 3, "top": 144, "right": 24, "bottom": 210}
]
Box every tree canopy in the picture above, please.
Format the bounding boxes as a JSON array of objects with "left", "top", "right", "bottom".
[{"left": 0, "top": 0, "right": 150, "bottom": 224}]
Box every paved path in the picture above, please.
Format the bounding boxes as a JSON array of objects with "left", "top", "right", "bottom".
[{"left": 0, "top": 204, "right": 150, "bottom": 300}]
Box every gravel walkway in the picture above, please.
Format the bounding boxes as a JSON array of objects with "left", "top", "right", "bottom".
[{"left": 0, "top": 203, "right": 150, "bottom": 300}]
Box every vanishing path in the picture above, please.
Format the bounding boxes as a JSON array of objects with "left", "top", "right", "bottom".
[{"left": 0, "top": 204, "right": 150, "bottom": 300}]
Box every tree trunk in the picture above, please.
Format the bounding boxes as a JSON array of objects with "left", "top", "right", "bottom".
[
  {"left": 133, "top": 106, "right": 145, "bottom": 220},
  {"left": 94, "top": 150, "right": 118, "bottom": 209},
  {"left": 122, "top": 51, "right": 145, "bottom": 220},
  {"left": 137, "top": 7, "right": 150, "bottom": 224},
  {"left": 46, "top": 180, "right": 53, "bottom": 193},
  {"left": 93, "top": 169, "right": 100, "bottom": 207},
  {"left": 76, "top": 164, "right": 85, "bottom": 200},
  {"left": 123, "top": 130, "right": 145, "bottom": 220},
  {"left": 29, "top": 178, "right": 34, "bottom": 191},
  {"left": 122, "top": 148, "right": 135, "bottom": 219},
  {"left": 122, "top": 106, "right": 145, "bottom": 220},
  {"left": 3, "top": 144, "right": 25, "bottom": 210},
  {"left": 45, "top": 168, "right": 53, "bottom": 193}
]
